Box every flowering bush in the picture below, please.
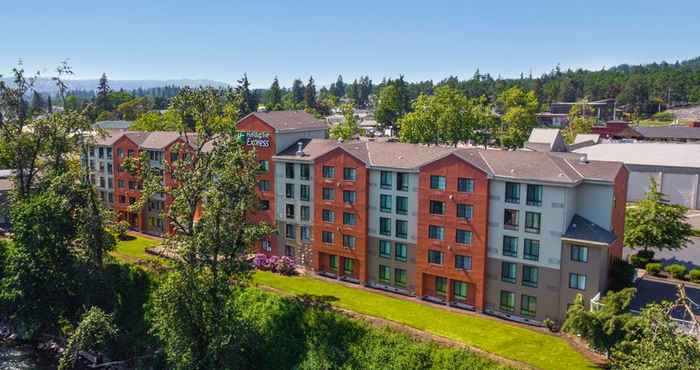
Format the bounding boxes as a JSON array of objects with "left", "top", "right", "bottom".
[{"left": 249, "top": 254, "right": 296, "bottom": 275}]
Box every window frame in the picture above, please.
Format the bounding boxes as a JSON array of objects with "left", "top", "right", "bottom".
[
  {"left": 505, "top": 182, "right": 521, "bottom": 203},
  {"left": 428, "top": 249, "right": 444, "bottom": 265},
  {"left": 501, "top": 261, "right": 517, "bottom": 283},
  {"left": 523, "top": 239, "right": 540, "bottom": 261},
  {"left": 430, "top": 175, "right": 446, "bottom": 191},
  {"left": 526, "top": 184, "right": 543, "bottom": 206},
  {"left": 457, "top": 177, "right": 474, "bottom": 193}
]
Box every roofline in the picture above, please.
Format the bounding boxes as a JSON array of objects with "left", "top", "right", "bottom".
[
  {"left": 560, "top": 236, "right": 614, "bottom": 247},
  {"left": 315, "top": 145, "right": 369, "bottom": 165},
  {"left": 236, "top": 111, "right": 328, "bottom": 134},
  {"left": 418, "top": 151, "right": 492, "bottom": 178}
]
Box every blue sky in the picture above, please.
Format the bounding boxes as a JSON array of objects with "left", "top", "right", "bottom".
[{"left": 2, "top": 0, "right": 698, "bottom": 87}]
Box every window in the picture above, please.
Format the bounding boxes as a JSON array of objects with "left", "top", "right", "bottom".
[
  {"left": 457, "top": 178, "right": 474, "bottom": 193},
  {"left": 118, "top": 179, "right": 124, "bottom": 188},
  {"left": 380, "top": 194, "right": 392, "bottom": 213},
  {"left": 300, "top": 226, "right": 310, "bottom": 241},
  {"left": 455, "top": 255, "right": 472, "bottom": 270},
  {"left": 117, "top": 148, "right": 124, "bottom": 158},
  {"left": 499, "top": 291, "right": 515, "bottom": 312},
  {"left": 260, "top": 200, "right": 270, "bottom": 210},
  {"left": 259, "top": 160, "right": 269, "bottom": 171},
  {"left": 395, "top": 268, "right": 407, "bottom": 287},
  {"left": 396, "top": 172, "right": 409, "bottom": 191},
  {"left": 395, "top": 220, "right": 408, "bottom": 239},
  {"left": 258, "top": 180, "right": 270, "bottom": 192},
  {"left": 453, "top": 281, "right": 468, "bottom": 301},
  {"left": 343, "top": 258, "right": 354, "bottom": 274},
  {"left": 342, "top": 234, "right": 356, "bottom": 249},
  {"left": 329, "top": 255, "right": 338, "bottom": 271},
  {"left": 119, "top": 195, "right": 126, "bottom": 204},
  {"left": 99, "top": 177, "right": 105, "bottom": 188},
  {"left": 343, "top": 191, "right": 356, "bottom": 204},
  {"left": 322, "top": 231, "right": 334, "bottom": 244},
  {"left": 395, "top": 243, "right": 407, "bottom": 262},
  {"left": 285, "top": 224, "right": 296, "bottom": 239},
  {"left": 108, "top": 192, "right": 114, "bottom": 203},
  {"left": 322, "top": 209, "right": 335, "bottom": 223},
  {"left": 322, "top": 187, "right": 335, "bottom": 200},
  {"left": 456, "top": 229, "right": 472, "bottom": 245},
  {"left": 300, "top": 164, "right": 310, "bottom": 180},
  {"left": 379, "top": 265, "right": 391, "bottom": 283},
  {"left": 107, "top": 163, "right": 113, "bottom": 175},
  {"left": 300, "top": 206, "right": 310, "bottom": 222},
  {"left": 523, "top": 239, "right": 540, "bottom": 261},
  {"left": 526, "top": 184, "right": 543, "bottom": 206},
  {"left": 428, "top": 225, "right": 444, "bottom": 240},
  {"left": 435, "top": 277, "right": 447, "bottom": 297},
  {"left": 343, "top": 212, "right": 356, "bottom": 226},
  {"left": 261, "top": 239, "right": 272, "bottom": 252},
  {"left": 428, "top": 249, "right": 444, "bottom": 265},
  {"left": 521, "top": 295, "right": 537, "bottom": 317},
  {"left": 504, "top": 209, "right": 519, "bottom": 230},
  {"left": 286, "top": 204, "right": 295, "bottom": 219},
  {"left": 430, "top": 200, "right": 445, "bottom": 215},
  {"left": 343, "top": 167, "right": 357, "bottom": 181},
  {"left": 128, "top": 181, "right": 136, "bottom": 190},
  {"left": 380, "top": 171, "right": 392, "bottom": 189},
  {"left": 379, "top": 240, "right": 392, "bottom": 258},
  {"left": 524, "top": 212, "right": 541, "bottom": 233},
  {"left": 501, "top": 262, "right": 517, "bottom": 283},
  {"left": 395, "top": 196, "right": 408, "bottom": 215},
  {"left": 285, "top": 183, "right": 295, "bottom": 199},
  {"left": 569, "top": 273, "right": 587, "bottom": 290},
  {"left": 98, "top": 147, "right": 104, "bottom": 158},
  {"left": 322, "top": 166, "right": 335, "bottom": 178},
  {"left": 379, "top": 217, "right": 391, "bottom": 236},
  {"left": 571, "top": 245, "right": 589, "bottom": 262},
  {"left": 170, "top": 152, "right": 179, "bottom": 162},
  {"left": 430, "top": 175, "right": 446, "bottom": 190},
  {"left": 505, "top": 182, "right": 520, "bottom": 203},
  {"left": 300, "top": 184, "right": 310, "bottom": 201},
  {"left": 285, "top": 245, "right": 294, "bottom": 257},
  {"left": 522, "top": 266, "right": 539, "bottom": 288},
  {"left": 503, "top": 236, "right": 518, "bottom": 257},
  {"left": 107, "top": 177, "right": 113, "bottom": 189},
  {"left": 285, "top": 163, "right": 295, "bottom": 179},
  {"left": 457, "top": 204, "right": 473, "bottom": 220}
]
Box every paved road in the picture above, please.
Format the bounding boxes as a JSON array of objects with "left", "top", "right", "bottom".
[{"left": 624, "top": 211, "right": 700, "bottom": 269}]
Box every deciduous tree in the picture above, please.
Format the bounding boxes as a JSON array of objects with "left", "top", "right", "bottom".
[{"left": 329, "top": 103, "right": 361, "bottom": 140}]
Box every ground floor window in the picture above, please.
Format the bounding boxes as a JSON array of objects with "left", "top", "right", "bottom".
[
  {"left": 521, "top": 295, "right": 537, "bottom": 317},
  {"left": 329, "top": 255, "right": 338, "bottom": 271},
  {"left": 499, "top": 290, "right": 515, "bottom": 312},
  {"left": 453, "top": 281, "right": 468, "bottom": 301},
  {"left": 344, "top": 258, "right": 354, "bottom": 275},
  {"left": 395, "top": 268, "right": 407, "bottom": 287},
  {"left": 379, "top": 265, "right": 391, "bottom": 283},
  {"left": 435, "top": 276, "right": 447, "bottom": 297}
]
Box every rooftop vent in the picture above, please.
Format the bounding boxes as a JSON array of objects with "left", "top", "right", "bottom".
[
  {"left": 578, "top": 153, "right": 589, "bottom": 164},
  {"left": 295, "top": 141, "right": 304, "bottom": 157}
]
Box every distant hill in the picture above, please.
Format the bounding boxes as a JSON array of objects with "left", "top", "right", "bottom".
[{"left": 0, "top": 77, "right": 230, "bottom": 95}]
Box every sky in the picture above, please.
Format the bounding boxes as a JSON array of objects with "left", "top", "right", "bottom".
[{"left": 2, "top": 0, "right": 699, "bottom": 88}]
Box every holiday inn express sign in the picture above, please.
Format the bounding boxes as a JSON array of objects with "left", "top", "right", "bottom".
[{"left": 238, "top": 131, "right": 271, "bottom": 148}]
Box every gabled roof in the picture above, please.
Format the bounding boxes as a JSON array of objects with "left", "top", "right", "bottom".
[
  {"left": 139, "top": 132, "right": 182, "bottom": 150},
  {"left": 93, "top": 130, "right": 126, "bottom": 146},
  {"left": 636, "top": 126, "right": 700, "bottom": 140},
  {"left": 524, "top": 128, "right": 567, "bottom": 152},
  {"left": 243, "top": 110, "right": 328, "bottom": 133},
  {"left": 562, "top": 214, "right": 617, "bottom": 245}
]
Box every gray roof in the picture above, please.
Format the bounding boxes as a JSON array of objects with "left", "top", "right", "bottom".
[
  {"left": 93, "top": 130, "right": 126, "bottom": 146},
  {"left": 93, "top": 120, "right": 132, "bottom": 130},
  {"left": 573, "top": 134, "right": 600, "bottom": 145},
  {"left": 636, "top": 126, "right": 700, "bottom": 140},
  {"left": 139, "top": 132, "right": 181, "bottom": 150},
  {"left": 247, "top": 111, "right": 328, "bottom": 133},
  {"left": 574, "top": 142, "right": 700, "bottom": 168},
  {"left": 525, "top": 128, "right": 567, "bottom": 152},
  {"left": 562, "top": 215, "right": 617, "bottom": 245}
]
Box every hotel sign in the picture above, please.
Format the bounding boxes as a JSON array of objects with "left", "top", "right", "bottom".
[{"left": 238, "top": 131, "right": 271, "bottom": 148}]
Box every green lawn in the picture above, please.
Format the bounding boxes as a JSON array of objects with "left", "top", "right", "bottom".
[
  {"left": 111, "top": 234, "right": 161, "bottom": 263},
  {"left": 253, "top": 271, "right": 596, "bottom": 370}
]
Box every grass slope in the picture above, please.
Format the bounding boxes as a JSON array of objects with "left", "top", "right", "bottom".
[
  {"left": 111, "top": 234, "right": 160, "bottom": 263},
  {"left": 253, "top": 271, "right": 595, "bottom": 370}
]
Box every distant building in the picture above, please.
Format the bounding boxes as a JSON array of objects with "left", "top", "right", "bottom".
[
  {"left": 635, "top": 124, "right": 700, "bottom": 143},
  {"left": 591, "top": 121, "right": 643, "bottom": 140},
  {"left": 523, "top": 128, "right": 568, "bottom": 152},
  {"left": 537, "top": 99, "right": 617, "bottom": 127}
]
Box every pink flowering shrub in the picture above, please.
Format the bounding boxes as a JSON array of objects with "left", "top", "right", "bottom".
[{"left": 249, "top": 253, "right": 297, "bottom": 275}]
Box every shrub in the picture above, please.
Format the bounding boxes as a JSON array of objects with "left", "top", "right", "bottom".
[
  {"left": 637, "top": 250, "right": 655, "bottom": 261},
  {"left": 645, "top": 262, "right": 662, "bottom": 275},
  {"left": 664, "top": 264, "right": 688, "bottom": 280},
  {"left": 111, "top": 220, "right": 131, "bottom": 240},
  {"left": 543, "top": 318, "right": 556, "bottom": 332},
  {"left": 273, "top": 256, "right": 296, "bottom": 276},
  {"left": 609, "top": 259, "right": 636, "bottom": 290},
  {"left": 651, "top": 111, "right": 675, "bottom": 122},
  {"left": 631, "top": 250, "right": 654, "bottom": 268},
  {"left": 689, "top": 269, "right": 700, "bottom": 283},
  {"left": 250, "top": 254, "right": 296, "bottom": 275},
  {"left": 251, "top": 253, "right": 270, "bottom": 271}
]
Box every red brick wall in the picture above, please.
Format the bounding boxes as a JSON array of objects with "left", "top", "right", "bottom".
[
  {"left": 236, "top": 115, "right": 277, "bottom": 252},
  {"left": 610, "top": 166, "right": 629, "bottom": 259},
  {"left": 416, "top": 154, "right": 489, "bottom": 310},
  {"left": 113, "top": 135, "right": 145, "bottom": 230},
  {"left": 312, "top": 147, "right": 368, "bottom": 282}
]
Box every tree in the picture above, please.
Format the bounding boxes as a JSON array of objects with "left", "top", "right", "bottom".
[
  {"left": 331, "top": 74, "right": 346, "bottom": 98},
  {"left": 625, "top": 178, "right": 693, "bottom": 253},
  {"left": 130, "top": 111, "right": 180, "bottom": 131},
  {"left": 563, "top": 99, "right": 596, "bottom": 144},
  {"left": 96, "top": 73, "right": 111, "bottom": 112},
  {"left": 267, "top": 77, "right": 282, "bottom": 110},
  {"left": 58, "top": 307, "right": 118, "bottom": 370},
  {"left": 329, "top": 103, "right": 361, "bottom": 140},
  {"left": 235, "top": 73, "right": 258, "bottom": 116},
  {"left": 303, "top": 76, "right": 317, "bottom": 110},
  {"left": 115, "top": 97, "right": 151, "bottom": 120},
  {"left": 292, "top": 78, "right": 304, "bottom": 108},
  {"left": 497, "top": 86, "right": 538, "bottom": 149},
  {"left": 30, "top": 91, "right": 45, "bottom": 115},
  {"left": 374, "top": 84, "right": 401, "bottom": 130}
]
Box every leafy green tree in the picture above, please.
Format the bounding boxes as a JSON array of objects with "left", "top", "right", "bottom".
[
  {"left": 115, "top": 96, "right": 151, "bottom": 120},
  {"left": 130, "top": 111, "right": 180, "bottom": 131},
  {"left": 374, "top": 84, "right": 401, "bottom": 130},
  {"left": 267, "top": 76, "right": 283, "bottom": 110},
  {"left": 563, "top": 99, "right": 596, "bottom": 144},
  {"left": 58, "top": 307, "right": 118, "bottom": 370},
  {"left": 329, "top": 103, "right": 361, "bottom": 140},
  {"left": 497, "top": 86, "right": 538, "bottom": 149},
  {"left": 303, "top": 76, "right": 317, "bottom": 110},
  {"left": 96, "top": 72, "right": 111, "bottom": 112},
  {"left": 625, "top": 178, "right": 693, "bottom": 253},
  {"left": 471, "top": 96, "right": 499, "bottom": 148},
  {"left": 292, "top": 78, "right": 304, "bottom": 107}
]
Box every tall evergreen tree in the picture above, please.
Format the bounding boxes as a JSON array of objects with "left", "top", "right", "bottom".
[
  {"left": 291, "top": 78, "right": 304, "bottom": 107},
  {"left": 96, "top": 73, "right": 111, "bottom": 112},
  {"left": 235, "top": 73, "right": 258, "bottom": 116},
  {"left": 268, "top": 76, "right": 282, "bottom": 110},
  {"left": 303, "top": 76, "right": 316, "bottom": 109},
  {"left": 332, "top": 74, "right": 346, "bottom": 98},
  {"left": 30, "top": 91, "right": 45, "bottom": 114}
]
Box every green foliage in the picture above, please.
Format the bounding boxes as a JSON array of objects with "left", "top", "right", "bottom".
[
  {"left": 689, "top": 268, "right": 700, "bottom": 282},
  {"left": 664, "top": 263, "right": 687, "bottom": 280},
  {"left": 496, "top": 87, "right": 538, "bottom": 149},
  {"left": 608, "top": 259, "right": 636, "bottom": 291},
  {"left": 625, "top": 178, "right": 693, "bottom": 252},
  {"left": 266, "top": 77, "right": 283, "bottom": 110},
  {"left": 374, "top": 84, "right": 402, "bottom": 129},
  {"left": 58, "top": 307, "right": 118, "bottom": 370},
  {"left": 115, "top": 96, "right": 152, "bottom": 120},
  {"left": 329, "top": 103, "right": 361, "bottom": 140},
  {"left": 563, "top": 99, "right": 596, "bottom": 144},
  {"left": 130, "top": 111, "right": 180, "bottom": 131},
  {"left": 644, "top": 262, "right": 662, "bottom": 275},
  {"left": 303, "top": 76, "right": 316, "bottom": 110},
  {"left": 650, "top": 111, "right": 675, "bottom": 122}
]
